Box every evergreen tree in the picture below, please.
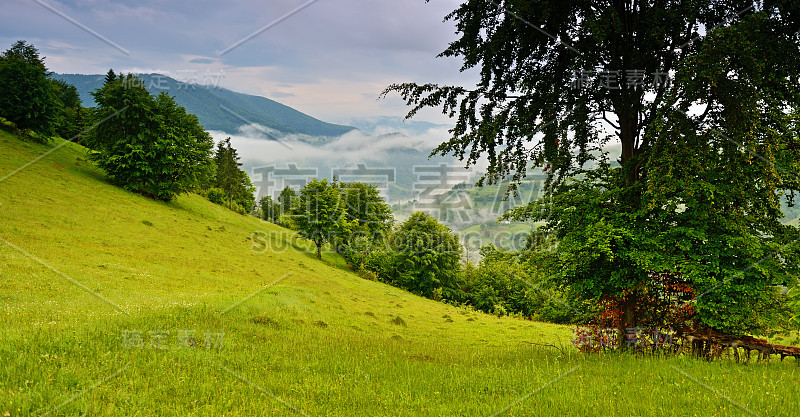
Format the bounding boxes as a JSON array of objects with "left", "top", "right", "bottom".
[
  {"left": 104, "top": 68, "right": 116, "bottom": 85},
  {"left": 259, "top": 196, "right": 277, "bottom": 222},
  {"left": 214, "top": 138, "right": 241, "bottom": 210},
  {"left": 278, "top": 186, "right": 296, "bottom": 217},
  {"left": 0, "top": 40, "right": 58, "bottom": 138},
  {"left": 332, "top": 181, "right": 394, "bottom": 260},
  {"left": 212, "top": 138, "right": 255, "bottom": 212}
]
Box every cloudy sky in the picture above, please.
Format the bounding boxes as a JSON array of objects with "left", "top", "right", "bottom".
[{"left": 1, "top": 0, "right": 478, "bottom": 125}]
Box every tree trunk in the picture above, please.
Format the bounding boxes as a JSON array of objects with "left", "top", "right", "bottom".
[
  {"left": 692, "top": 339, "right": 704, "bottom": 358},
  {"left": 618, "top": 296, "right": 637, "bottom": 350},
  {"left": 617, "top": 109, "right": 638, "bottom": 184},
  {"left": 316, "top": 241, "right": 322, "bottom": 259},
  {"left": 617, "top": 108, "right": 639, "bottom": 349}
]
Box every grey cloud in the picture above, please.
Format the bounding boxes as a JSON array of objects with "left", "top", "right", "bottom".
[
  {"left": 189, "top": 57, "right": 216, "bottom": 64},
  {"left": 269, "top": 91, "right": 294, "bottom": 98},
  {"left": 2, "top": 0, "right": 476, "bottom": 122}
]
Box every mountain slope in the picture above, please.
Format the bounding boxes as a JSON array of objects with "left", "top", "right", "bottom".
[
  {"left": 2, "top": 131, "right": 798, "bottom": 416},
  {"left": 53, "top": 73, "right": 356, "bottom": 137},
  {"left": 0, "top": 129, "right": 573, "bottom": 415}
]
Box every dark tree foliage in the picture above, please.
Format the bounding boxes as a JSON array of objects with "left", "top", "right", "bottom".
[
  {"left": 104, "top": 68, "right": 117, "bottom": 85},
  {"left": 385, "top": 1, "right": 800, "bottom": 338},
  {"left": 278, "top": 186, "right": 297, "bottom": 217},
  {"left": 88, "top": 74, "right": 215, "bottom": 201},
  {"left": 337, "top": 182, "right": 394, "bottom": 235},
  {"left": 0, "top": 41, "right": 58, "bottom": 138},
  {"left": 50, "top": 78, "right": 87, "bottom": 141},
  {"left": 259, "top": 196, "right": 278, "bottom": 222},
  {"left": 213, "top": 137, "right": 255, "bottom": 212}
]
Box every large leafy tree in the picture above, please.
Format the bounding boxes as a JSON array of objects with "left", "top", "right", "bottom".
[
  {"left": 88, "top": 73, "right": 215, "bottom": 201},
  {"left": 385, "top": 1, "right": 800, "bottom": 338},
  {"left": 332, "top": 181, "right": 394, "bottom": 258},
  {"left": 293, "top": 179, "right": 352, "bottom": 259},
  {"left": 337, "top": 182, "right": 394, "bottom": 236},
  {"left": 388, "top": 212, "right": 463, "bottom": 299},
  {"left": 0, "top": 41, "right": 58, "bottom": 137}
]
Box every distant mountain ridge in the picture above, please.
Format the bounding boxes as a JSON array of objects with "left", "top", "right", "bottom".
[{"left": 53, "top": 73, "right": 356, "bottom": 138}]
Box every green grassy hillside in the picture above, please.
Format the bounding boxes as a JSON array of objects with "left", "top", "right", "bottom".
[{"left": 1, "top": 131, "right": 798, "bottom": 416}]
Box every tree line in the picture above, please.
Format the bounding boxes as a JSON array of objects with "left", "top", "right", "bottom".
[
  {"left": 262, "top": 178, "right": 577, "bottom": 323},
  {"left": 0, "top": 41, "right": 85, "bottom": 142}
]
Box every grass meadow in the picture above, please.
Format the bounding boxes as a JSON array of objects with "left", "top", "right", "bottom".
[{"left": 1, "top": 131, "right": 799, "bottom": 416}]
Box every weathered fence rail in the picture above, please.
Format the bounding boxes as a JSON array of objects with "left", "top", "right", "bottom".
[{"left": 682, "top": 328, "right": 800, "bottom": 363}]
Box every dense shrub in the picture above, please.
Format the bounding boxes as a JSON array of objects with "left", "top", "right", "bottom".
[
  {"left": 206, "top": 188, "right": 227, "bottom": 206},
  {"left": 462, "top": 245, "right": 581, "bottom": 323},
  {"left": 388, "top": 212, "right": 464, "bottom": 300}
]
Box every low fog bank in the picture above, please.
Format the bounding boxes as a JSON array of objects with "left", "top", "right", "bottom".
[
  {"left": 208, "top": 123, "right": 479, "bottom": 204},
  {"left": 208, "top": 122, "right": 628, "bottom": 231}
]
